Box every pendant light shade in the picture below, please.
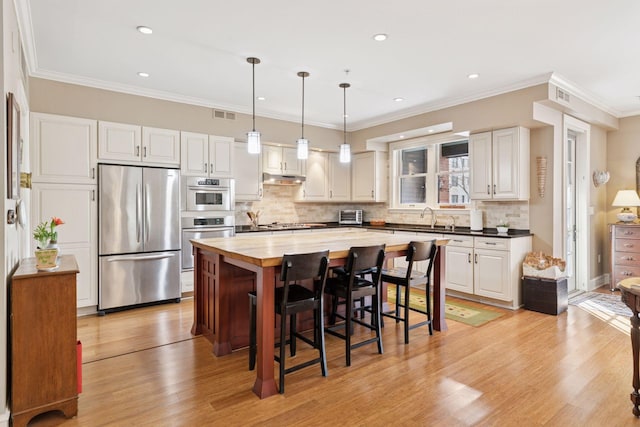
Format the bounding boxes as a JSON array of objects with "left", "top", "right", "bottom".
[
  {"left": 297, "top": 71, "right": 310, "bottom": 159},
  {"left": 339, "top": 82, "right": 351, "bottom": 163},
  {"left": 247, "top": 57, "right": 261, "bottom": 154}
]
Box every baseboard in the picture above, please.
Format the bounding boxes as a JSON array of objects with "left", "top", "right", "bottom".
[{"left": 588, "top": 274, "right": 608, "bottom": 292}]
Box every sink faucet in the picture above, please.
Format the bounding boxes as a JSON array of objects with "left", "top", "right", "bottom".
[
  {"left": 420, "top": 206, "right": 436, "bottom": 229},
  {"left": 446, "top": 215, "right": 456, "bottom": 231}
]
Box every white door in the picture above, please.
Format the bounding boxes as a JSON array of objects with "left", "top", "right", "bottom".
[{"left": 563, "top": 115, "right": 589, "bottom": 294}]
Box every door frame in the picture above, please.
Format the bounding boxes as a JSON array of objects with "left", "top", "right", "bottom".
[{"left": 562, "top": 115, "right": 590, "bottom": 293}]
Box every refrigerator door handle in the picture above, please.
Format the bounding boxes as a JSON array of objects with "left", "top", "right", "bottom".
[
  {"left": 144, "top": 183, "right": 151, "bottom": 244},
  {"left": 136, "top": 184, "right": 142, "bottom": 243},
  {"left": 105, "top": 253, "right": 176, "bottom": 262}
]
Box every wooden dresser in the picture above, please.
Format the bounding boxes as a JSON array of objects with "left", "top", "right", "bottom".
[
  {"left": 10, "top": 255, "right": 79, "bottom": 427},
  {"left": 610, "top": 223, "right": 640, "bottom": 291}
]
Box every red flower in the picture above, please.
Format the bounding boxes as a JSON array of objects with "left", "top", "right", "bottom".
[{"left": 51, "top": 217, "right": 64, "bottom": 226}]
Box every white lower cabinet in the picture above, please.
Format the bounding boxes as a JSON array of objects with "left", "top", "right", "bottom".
[
  {"left": 445, "top": 236, "right": 474, "bottom": 294},
  {"left": 445, "top": 235, "right": 531, "bottom": 309},
  {"left": 31, "top": 183, "right": 98, "bottom": 308}
]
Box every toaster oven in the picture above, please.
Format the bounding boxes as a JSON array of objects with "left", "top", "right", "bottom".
[{"left": 339, "top": 209, "right": 363, "bottom": 225}]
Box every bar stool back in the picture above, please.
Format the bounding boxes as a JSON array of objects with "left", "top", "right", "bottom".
[
  {"left": 381, "top": 240, "right": 437, "bottom": 344},
  {"left": 324, "top": 244, "right": 386, "bottom": 366},
  {"left": 248, "top": 250, "right": 330, "bottom": 393}
]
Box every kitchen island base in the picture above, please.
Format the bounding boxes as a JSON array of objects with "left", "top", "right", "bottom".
[{"left": 191, "top": 230, "right": 448, "bottom": 398}]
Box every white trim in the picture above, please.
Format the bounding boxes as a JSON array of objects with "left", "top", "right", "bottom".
[
  {"left": 549, "top": 73, "right": 621, "bottom": 118},
  {"left": 589, "top": 274, "right": 609, "bottom": 292},
  {"left": 13, "top": 0, "right": 37, "bottom": 74}
]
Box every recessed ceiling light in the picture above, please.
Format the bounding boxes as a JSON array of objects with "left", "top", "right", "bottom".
[
  {"left": 393, "top": 97, "right": 404, "bottom": 102},
  {"left": 373, "top": 33, "right": 388, "bottom": 41},
  {"left": 428, "top": 129, "right": 435, "bottom": 133},
  {"left": 137, "top": 72, "right": 150, "bottom": 78},
  {"left": 136, "top": 26, "right": 153, "bottom": 35},
  {"left": 467, "top": 73, "right": 479, "bottom": 79},
  {"left": 256, "top": 96, "right": 266, "bottom": 101},
  {"left": 399, "top": 135, "right": 405, "bottom": 139}
]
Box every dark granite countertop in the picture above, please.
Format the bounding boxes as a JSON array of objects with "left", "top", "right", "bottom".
[{"left": 235, "top": 222, "right": 532, "bottom": 238}]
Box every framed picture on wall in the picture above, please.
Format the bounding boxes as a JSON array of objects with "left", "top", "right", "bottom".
[{"left": 6, "top": 92, "right": 20, "bottom": 200}]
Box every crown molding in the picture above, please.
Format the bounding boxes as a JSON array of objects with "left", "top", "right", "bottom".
[
  {"left": 14, "top": 0, "right": 37, "bottom": 74},
  {"left": 548, "top": 72, "right": 621, "bottom": 118}
]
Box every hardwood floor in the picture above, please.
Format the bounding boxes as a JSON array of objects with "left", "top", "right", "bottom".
[{"left": 29, "top": 290, "right": 638, "bottom": 426}]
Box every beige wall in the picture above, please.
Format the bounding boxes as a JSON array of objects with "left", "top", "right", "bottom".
[
  {"left": 606, "top": 116, "right": 640, "bottom": 274},
  {"left": 28, "top": 78, "right": 344, "bottom": 151},
  {"left": 590, "top": 125, "right": 608, "bottom": 282},
  {"left": 528, "top": 126, "right": 554, "bottom": 255}
]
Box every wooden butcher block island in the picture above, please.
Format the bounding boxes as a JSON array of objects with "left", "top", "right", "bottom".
[{"left": 190, "top": 229, "right": 449, "bottom": 398}]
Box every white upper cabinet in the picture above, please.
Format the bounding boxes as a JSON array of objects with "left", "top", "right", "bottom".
[
  {"left": 351, "top": 151, "right": 387, "bottom": 202},
  {"left": 98, "top": 122, "right": 180, "bottom": 166},
  {"left": 469, "top": 126, "right": 530, "bottom": 200},
  {"left": 298, "top": 150, "right": 329, "bottom": 201},
  {"left": 142, "top": 127, "right": 180, "bottom": 165},
  {"left": 181, "top": 132, "right": 234, "bottom": 177},
  {"left": 31, "top": 113, "right": 97, "bottom": 184},
  {"left": 328, "top": 153, "right": 351, "bottom": 201},
  {"left": 263, "top": 145, "right": 302, "bottom": 175},
  {"left": 98, "top": 121, "right": 142, "bottom": 162},
  {"left": 233, "top": 142, "right": 262, "bottom": 201}
]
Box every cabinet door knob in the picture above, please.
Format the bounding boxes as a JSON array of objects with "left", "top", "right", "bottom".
[
  {"left": 143, "top": 146, "right": 147, "bottom": 157},
  {"left": 487, "top": 185, "right": 490, "bottom": 195},
  {"left": 474, "top": 253, "right": 478, "bottom": 264},
  {"left": 135, "top": 146, "right": 140, "bottom": 156},
  {"left": 468, "top": 253, "right": 471, "bottom": 263},
  {"left": 91, "top": 168, "right": 95, "bottom": 179},
  {"left": 204, "top": 163, "right": 208, "bottom": 173}
]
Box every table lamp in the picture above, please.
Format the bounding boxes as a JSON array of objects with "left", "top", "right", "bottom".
[{"left": 612, "top": 189, "right": 640, "bottom": 222}]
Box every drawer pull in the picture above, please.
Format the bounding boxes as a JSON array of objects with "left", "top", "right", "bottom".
[
  {"left": 453, "top": 239, "right": 463, "bottom": 242},
  {"left": 484, "top": 242, "right": 497, "bottom": 246},
  {"left": 624, "top": 231, "right": 635, "bottom": 235},
  {"left": 624, "top": 243, "right": 635, "bottom": 248},
  {"left": 626, "top": 256, "right": 636, "bottom": 261}
]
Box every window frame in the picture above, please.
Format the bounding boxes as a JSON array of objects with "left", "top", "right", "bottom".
[{"left": 388, "top": 133, "right": 470, "bottom": 211}]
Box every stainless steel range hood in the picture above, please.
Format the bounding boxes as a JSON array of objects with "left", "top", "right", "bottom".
[{"left": 262, "top": 172, "right": 306, "bottom": 185}]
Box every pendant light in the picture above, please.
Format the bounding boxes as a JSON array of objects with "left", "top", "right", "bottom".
[
  {"left": 296, "top": 71, "right": 310, "bottom": 159},
  {"left": 246, "top": 57, "right": 261, "bottom": 154},
  {"left": 339, "top": 82, "right": 351, "bottom": 163}
]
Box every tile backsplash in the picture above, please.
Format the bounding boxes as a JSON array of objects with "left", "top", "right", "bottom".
[{"left": 235, "top": 185, "right": 529, "bottom": 230}]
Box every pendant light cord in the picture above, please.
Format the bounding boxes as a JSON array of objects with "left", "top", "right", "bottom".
[
  {"left": 252, "top": 61, "right": 256, "bottom": 132},
  {"left": 301, "top": 74, "right": 305, "bottom": 138},
  {"left": 343, "top": 84, "right": 347, "bottom": 144}
]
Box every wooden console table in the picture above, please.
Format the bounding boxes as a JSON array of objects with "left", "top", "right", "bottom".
[
  {"left": 617, "top": 277, "right": 640, "bottom": 417},
  {"left": 190, "top": 230, "right": 449, "bottom": 398},
  {"left": 10, "top": 255, "right": 79, "bottom": 427}
]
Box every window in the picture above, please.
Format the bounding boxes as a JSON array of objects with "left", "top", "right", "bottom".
[
  {"left": 389, "top": 136, "right": 469, "bottom": 209},
  {"left": 438, "top": 140, "right": 470, "bottom": 206}
]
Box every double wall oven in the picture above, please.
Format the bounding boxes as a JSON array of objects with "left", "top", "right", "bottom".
[{"left": 181, "top": 177, "right": 235, "bottom": 272}]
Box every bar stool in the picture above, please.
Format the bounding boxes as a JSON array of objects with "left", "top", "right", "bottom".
[
  {"left": 324, "top": 244, "right": 386, "bottom": 366},
  {"left": 381, "top": 240, "right": 437, "bottom": 344},
  {"left": 248, "top": 250, "right": 330, "bottom": 394}
]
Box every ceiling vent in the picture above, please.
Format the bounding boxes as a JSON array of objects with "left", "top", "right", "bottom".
[
  {"left": 213, "top": 109, "right": 236, "bottom": 120},
  {"left": 556, "top": 88, "right": 571, "bottom": 104}
]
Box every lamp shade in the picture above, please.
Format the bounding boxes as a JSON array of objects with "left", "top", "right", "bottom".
[
  {"left": 247, "top": 131, "right": 261, "bottom": 154},
  {"left": 613, "top": 189, "right": 640, "bottom": 222},
  {"left": 612, "top": 190, "right": 640, "bottom": 207},
  {"left": 296, "top": 138, "right": 308, "bottom": 159},
  {"left": 339, "top": 143, "right": 351, "bottom": 163}
]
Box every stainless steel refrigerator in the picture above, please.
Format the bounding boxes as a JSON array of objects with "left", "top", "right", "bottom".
[{"left": 98, "top": 164, "right": 181, "bottom": 313}]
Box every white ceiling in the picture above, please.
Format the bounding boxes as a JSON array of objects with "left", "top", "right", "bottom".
[{"left": 17, "top": 0, "right": 640, "bottom": 131}]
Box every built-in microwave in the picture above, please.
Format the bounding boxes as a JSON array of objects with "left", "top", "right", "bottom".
[{"left": 183, "top": 177, "right": 234, "bottom": 212}]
